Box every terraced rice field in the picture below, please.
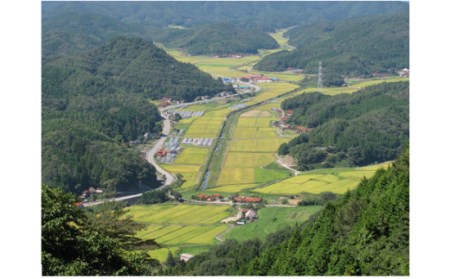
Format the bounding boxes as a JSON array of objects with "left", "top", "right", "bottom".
[
  {"left": 174, "top": 147, "right": 208, "bottom": 165},
  {"left": 161, "top": 164, "right": 202, "bottom": 188},
  {"left": 222, "top": 152, "right": 275, "bottom": 168},
  {"left": 246, "top": 82, "right": 299, "bottom": 105},
  {"left": 217, "top": 168, "right": 256, "bottom": 185},
  {"left": 165, "top": 48, "right": 260, "bottom": 78},
  {"left": 127, "top": 204, "right": 231, "bottom": 259},
  {"left": 216, "top": 103, "right": 291, "bottom": 187},
  {"left": 228, "top": 138, "right": 289, "bottom": 152},
  {"left": 211, "top": 184, "right": 260, "bottom": 193},
  {"left": 148, "top": 247, "right": 178, "bottom": 262},
  {"left": 254, "top": 162, "right": 392, "bottom": 195}
]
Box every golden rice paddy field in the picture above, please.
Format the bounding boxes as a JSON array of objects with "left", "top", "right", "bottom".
[
  {"left": 216, "top": 105, "right": 291, "bottom": 187},
  {"left": 161, "top": 164, "right": 202, "bottom": 189},
  {"left": 126, "top": 204, "right": 231, "bottom": 261},
  {"left": 174, "top": 147, "right": 209, "bottom": 165},
  {"left": 164, "top": 48, "right": 259, "bottom": 78},
  {"left": 299, "top": 77, "right": 409, "bottom": 96},
  {"left": 246, "top": 82, "right": 300, "bottom": 104},
  {"left": 254, "top": 161, "right": 392, "bottom": 195}
]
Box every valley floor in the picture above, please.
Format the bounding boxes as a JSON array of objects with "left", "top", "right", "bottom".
[{"left": 129, "top": 29, "right": 408, "bottom": 261}]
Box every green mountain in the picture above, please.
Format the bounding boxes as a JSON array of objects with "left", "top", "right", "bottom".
[
  {"left": 42, "top": 12, "right": 142, "bottom": 60},
  {"left": 43, "top": 1, "right": 408, "bottom": 32},
  {"left": 278, "top": 81, "right": 409, "bottom": 170},
  {"left": 154, "top": 22, "right": 279, "bottom": 55},
  {"left": 42, "top": 36, "right": 231, "bottom": 193},
  {"left": 42, "top": 2, "right": 408, "bottom": 59},
  {"left": 166, "top": 148, "right": 409, "bottom": 275},
  {"left": 255, "top": 12, "right": 409, "bottom": 76},
  {"left": 43, "top": 36, "right": 231, "bottom": 101}
]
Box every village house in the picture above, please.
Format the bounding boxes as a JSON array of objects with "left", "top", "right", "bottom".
[
  {"left": 296, "top": 125, "right": 312, "bottom": 133},
  {"left": 398, "top": 68, "right": 409, "bottom": 77},
  {"left": 196, "top": 193, "right": 222, "bottom": 202},
  {"left": 241, "top": 75, "right": 273, "bottom": 83},
  {"left": 233, "top": 196, "right": 263, "bottom": 203},
  {"left": 79, "top": 187, "right": 103, "bottom": 200},
  {"left": 221, "top": 77, "right": 235, "bottom": 83},
  {"left": 180, "top": 253, "right": 194, "bottom": 262},
  {"left": 286, "top": 67, "right": 304, "bottom": 74},
  {"left": 159, "top": 97, "right": 172, "bottom": 107},
  {"left": 245, "top": 209, "right": 257, "bottom": 221},
  {"left": 156, "top": 149, "right": 168, "bottom": 157}
]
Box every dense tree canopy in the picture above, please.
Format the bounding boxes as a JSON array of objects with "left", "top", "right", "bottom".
[
  {"left": 42, "top": 185, "right": 160, "bottom": 275},
  {"left": 279, "top": 81, "right": 409, "bottom": 170},
  {"left": 42, "top": 12, "right": 142, "bottom": 60},
  {"left": 43, "top": 1, "right": 408, "bottom": 32},
  {"left": 166, "top": 148, "right": 409, "bottom": 275},
  {"left": 154, "top": 22, "right": 279, "bottom": 55},
  {"left": 255, "top": 12, "right": 409, "bottom": 76},
  {"left": 44, "top": 36, "right": 232, "bottom": 102}
]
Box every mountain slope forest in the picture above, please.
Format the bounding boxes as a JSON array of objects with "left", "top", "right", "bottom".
[
  {"left": 255, "top": 12, "right": 409, "bottom": 76},
  {"left": 278, "top": 81, "right": 409, "bottom": 171},
  {"left": 152, "top": 22, "right": 279, "bottom": 55},
  {"left": 42, "top": 1, "right": 408, "bottom": 32},
  {"left": 165, "top": 148, "right": 409, "bottom": 276},
  {"left": 42, "top": 2, "right": 408, "bottom": 59},
  {"left": 42, "top": 12, "right": 143, "bottom": 60},
  {"left": 42, "top": 36, "right": 230, "bottom": 194}
]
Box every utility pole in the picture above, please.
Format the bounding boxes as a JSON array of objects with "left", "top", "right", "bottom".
[{"left": 317, "top": 61, "right": 323, "bottom": 92}]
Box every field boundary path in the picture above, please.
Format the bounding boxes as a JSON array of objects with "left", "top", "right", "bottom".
[
  {"left": 275, "top": 154, "right": 301, "bottom": 176},
  {"left": 215, "top": 224, "right": 234, "bottom": 242}
]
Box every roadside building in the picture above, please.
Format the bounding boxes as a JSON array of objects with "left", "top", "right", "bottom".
[
  {"left": 180, "top": 253, "right": 194, "bottom": 262},
  {"left": 233, "top": 196, "right": 263, "bottom": 203},
  {"left": 245, "top": 209, "right": 257, "bottom": 220}
]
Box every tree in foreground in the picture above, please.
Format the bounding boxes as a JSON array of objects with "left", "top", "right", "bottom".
[{"left": 41, "top": 185, "right": 159, "bottom": 275}]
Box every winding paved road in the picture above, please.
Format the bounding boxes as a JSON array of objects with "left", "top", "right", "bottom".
[{"left": 145, "top": 110, "right": 176, "bottom": 186}]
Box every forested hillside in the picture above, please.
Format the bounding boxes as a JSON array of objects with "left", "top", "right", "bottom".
[
  {"left": 42, "top": 12, "right": 142, "bottom": 60},
  {"left": 278, "top": 81, "right": 409, "bottom": 170},
  {"left": 43, "top": 36, "right": 231, "bottom": 101},
  {"left": 42, "top": 2, "right": 407, "bottom": 59},
  {"left": 255, "top": 12, "right": 409, "bottom": 76},
  {"left": 153, "top": 22, "right": 279, "bottom": 55},
  {"left": 165, "top": 148, "right": 409, "bottom": 275},
  {"left": 43, "top": 1, "right": 408, "bottom": 32},
  {"left": 42, "top": 37, "right": 230, "bottom": 194}
]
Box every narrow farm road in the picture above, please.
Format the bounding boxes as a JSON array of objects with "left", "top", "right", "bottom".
[
  {"left": 145, "top": 110, "right": 176, "bottom": 187},
  {"left": 215, "top": 224, "right": 234, "bottom": 242},
  {"left": 275, "top": 154, "right": 300, "bottom": 176}
]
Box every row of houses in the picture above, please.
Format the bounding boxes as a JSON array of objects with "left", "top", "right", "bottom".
[
  {"left": 159, "top": 97, "right": 182, "bottom": 108},
  {"left": 272, "top": 109, "right": 313, "bottom": 134},
  {"left": 240, "top": 75, "right": 274, "bottom": 83},
  {"left": 196, "top": 193, "right": 223, "bottom": 201},
  {"left": 233, "top": 196, "right": 263, "bottom": 203}
]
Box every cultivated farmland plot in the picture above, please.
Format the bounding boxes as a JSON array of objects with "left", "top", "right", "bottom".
[
  {"left": 254, "top": 162, "right": 392, "bottom": 195},
  {"left": 127, "top": 204, "right": 231, "bottom": 258}
]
